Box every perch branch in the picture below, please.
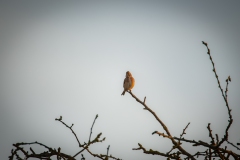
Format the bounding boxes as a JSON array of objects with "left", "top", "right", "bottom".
[{"left": 128, "top": 91, "right": 195, "bottom": 159}]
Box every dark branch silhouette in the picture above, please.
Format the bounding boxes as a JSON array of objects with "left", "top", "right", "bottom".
[
  {"left": 9, "top": 42, "right": 239, "bottom": 160},
  {"left": 89, "top": 114, "right": 98, "bottom": 143},
  {"left": 9, "top": 115, "right": 121, "bottom": 160},
  {"left": 131, "top": 41, "right": 239, "bottom": 159}
]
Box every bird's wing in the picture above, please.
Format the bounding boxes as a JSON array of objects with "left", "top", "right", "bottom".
[{"left": 123, "top": 77, "right": 131, "bottom": 89}]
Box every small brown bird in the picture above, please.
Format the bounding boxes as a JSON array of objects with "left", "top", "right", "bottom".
[{"left": 121, "top": 71, "right": 135, "bottom": 95}]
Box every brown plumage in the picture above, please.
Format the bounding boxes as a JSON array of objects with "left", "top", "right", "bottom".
[{"left": 121, "top": 71, "right": 135, "bottom": 95}]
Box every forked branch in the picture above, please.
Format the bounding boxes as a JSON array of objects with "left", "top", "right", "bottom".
[
  {"left": 128, "top": 42, "right": 239, "bottom": 159},
  {"left": 128, "top": 91, "right": 195, "bottom": 159},
  {"left": 9, "top": 115, "right": 121, "bottom": 160}
]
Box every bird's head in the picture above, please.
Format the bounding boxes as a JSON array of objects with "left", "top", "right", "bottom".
[{"left": 126, "top": 71, "right": 132, "bottom": 77}]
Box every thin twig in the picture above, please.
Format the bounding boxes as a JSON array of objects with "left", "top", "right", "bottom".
[
  {"left": 81, "top": 154, "right": 85, "bottom": 160},
  {"left": 202, "top": 41, "right": 233, "bottom": 148},
  {"left": 86, "top": 148, "right": 121, "bottom": 160},
  {"left": 10, "top": 116, "right": 121, "bottom": 160},
  {"left": 207, "top": 123, "right": 215, "bottom": 145},
  {"left": 227, "top": 140, "right": 240, "bottom": 150},
  {"left": 10, "top": 142, "right": 75, "bottom": 160},
  {"left": 73, "top": 133, "right": 106, "bottom": 158},
  {"left": 107, "top": 145, "right": 110, "bottom": 157},
  {"left": 180, "top": 122, "right": 190, "bottom": 139},
  {"left": 132, "top": 143, "right": 178, "bottom": 159},
  {"left": 55, "top": 116, "right": 82, "bottom": 147},
  {"left": 89, "top": 114, "right": 98, "bottom": 143}
]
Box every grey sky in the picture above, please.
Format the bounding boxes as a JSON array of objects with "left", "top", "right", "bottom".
[{"left": 1, "top": 1, "right": 240, "bottom": 159}]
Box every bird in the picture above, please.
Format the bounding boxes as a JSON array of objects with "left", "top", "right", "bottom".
[{"left": 121, "top": 71, "right": 135, "bottom": 95}]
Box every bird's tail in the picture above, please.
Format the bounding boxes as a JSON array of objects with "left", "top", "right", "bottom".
[{"left": 121, "top": 91, "right": 125, "bottom": 95}]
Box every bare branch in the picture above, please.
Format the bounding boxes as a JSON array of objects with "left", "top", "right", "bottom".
[
  {"left": 180, "top": 122, "right": 190, "bottom": 139},
  {"left": 89, "top": 114, "right": 98, "bottom": 143},
  {"left": 10, "top": 142, "right": 75, "bottom": 160},
  {"left": 227, "top": 140, "right": 240, "bottom": 150},
  {"left": 10, "top": 116, "right": 121, "bottom": 160},
  {"left": 86, "top": 148, "right": 121, "bottom": 160},
  {"left": 207, "top": 123, "right": 216, "bottom": 145},
  {"left": 81, "top": 154, "right": 85, "bottom": 160},
  {"left": 202, "top": 41, "right": 233, "bottom": 148},
  {"left": 73, "top": 133, "right": 106, "bottom": 158},
  {"left": 107, "top": 145, "right": 110, "bottom": 157},
  {"left": 132, "top": 143, "right": 178, "bottom": 159},
  {"left": 129, "top": 42, "right": 239, "bottom": 159},
  {"left": 55, "top": 116, "right": 82, "bottom": 147},
  {"left": 128, "top": 91, "right": 195, "bottom": 159}
]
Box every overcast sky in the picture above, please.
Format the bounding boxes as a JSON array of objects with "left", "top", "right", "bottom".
[{"left": 1, "top": 1, "right": 240, "bottom": 160}]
